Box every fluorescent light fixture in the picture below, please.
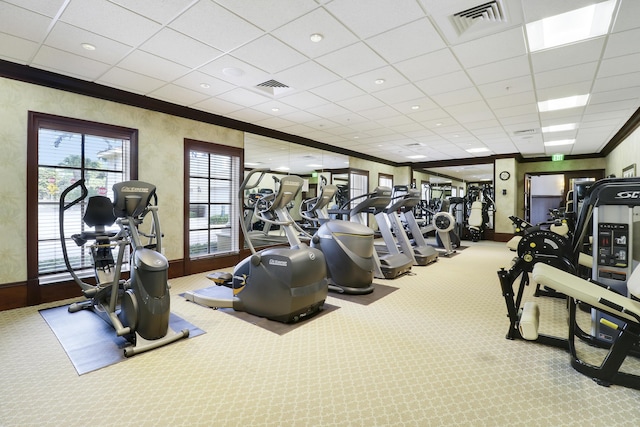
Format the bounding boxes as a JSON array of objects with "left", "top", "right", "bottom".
[
  {"left": 538, "top": 94, "right": 589, "bottom": 112},
  {"left": 544, "top": 139, "right": 575, "bottom": 147},
  {"left": 526, "top": 0, "right": 616, "bottom": 52},
  {"left": 406, "top": 155, "right": 426, "bottom": 159},
  {"left": 541, "top": 123, "right": 577, "bottom": 133},
  {"left": 244, "top": 162, "right": 261, "bottom": 166},
  {"left": 306, "top": 164, "right": 323, "bottom": 168},
  {"left": 466, "top": 147, "right": 490, "bottom": 153},
  {"left": 276, "top": 166, "right": 290, "bottom": 171}
]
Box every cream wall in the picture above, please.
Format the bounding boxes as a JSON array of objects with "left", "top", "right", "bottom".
[
  {"left": 494, "top": 158, "right": 517, "bottom": 234},
  {"left": 0, "top": 77, "right": 242, "bottom": 285},
  {"left": 606, "top": 126, "right": 640, "bottom": 177}
]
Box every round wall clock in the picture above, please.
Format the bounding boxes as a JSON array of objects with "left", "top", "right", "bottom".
[{"left": 499, "top": 171, "right": 510, "bottom": 181}]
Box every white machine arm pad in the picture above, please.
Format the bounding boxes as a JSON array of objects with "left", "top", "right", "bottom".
[
  {"left": 577, "top": 252, "right": 593, "bottom": 268},
  {"left": 532, "top": 263, "right": 640, "bottom": 324}
]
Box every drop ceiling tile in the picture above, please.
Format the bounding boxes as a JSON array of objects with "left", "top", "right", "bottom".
[
  {"left": 348, "top": 66, "right": 410, "bottom": 93},
  {"left": 60, "top": 0, "right": 161, "bottom": 46},
  {"left": 534, "top": 62, "right": 598, "bottom": 90},
  {"left": 231, "top": 35, "right": 308, "bottom": 74},
  {"left": 275, "top": 60, "right": 340, "bottom": 91},
  {"left": 493, "top": 103, "right": 538, "bottom": 119},
  {"left": 3, "top": 0, "right": 67, "bottom": 17},
  {"left": 198, "top": 56, "right": 270, "bottom": 87},
  {"left": 431, "top": 87, "right": 482, "bottom": 107},
  {"left": 605, "top": 28, "right": 640, "bottom": 58},
  {"left": 336, "top": 94, "right": 386, "bottom": 112},
  {"left": 110, "top": 0, "right": 195, "bottom": 25},
  {"left": 0, "top": 2, "right": 52, "bottom": 41},
  {"left": 97, "top": 67, "right": 165, "bottom": 94},
  {"left": 373, "top": 84, "right": 427, "bottom": 104},
  {"left": 326, "top": 0, "right": 425, "bottom": 39},
  {"left": 279, "top": 110, "right": 323, "bottom": 123},
  {"left": 415, "top": 71, "right": 474, "bottom": 96},
  {"left": 391, "top": 98, "right": 439, "bottom": 114},
  {"left": 45, "top": 22, "right": 132, "bottom": 64},
  {"left": 32, "top": 46, "right": 111, "bottom": 81},
  {"left": 306, "top": 103, "right": 352, "bottom": 118},
  {"left": 611, "top": 0, "right": 640, "bottom": 33},
  {"left": 216, "top": 87, "right": 272, "bottom": 107},
  {"left": 140, "top": 28, "right": 223, "bottom": 69},
  {"left": 315, "top": 42, "right": 387, "bottom": 78},
  {"left": 366, "top": 17, "right": 446, "bottom": 63},
  {"left": 467, "top": 55, "right": 530, "bottom": 85},
  {"left": 452, "top": 27, "right": 526, "bottom": 69},
  {"left": 590, "top": 89, "right": 640, "bottom": 105},
  {"left": 173, "top": 71, "right": 237, "bottom": 96},
  {"left": 530, "top": 38, "right": 605, "bottom": 73},
  {"left": 485, "top": 91, "right": 536, "bottom": 110},
  {"left": 118, "top": 50, "right": 191, "bottom": 82},
  {"left": 536, "top": 82, "right": 592, "bottom": 102},
  {"left": 279, "top": 91, "right": 331, "bottom": 110},
  {"left": 169, "top": 1, "right": 263, "bottom": 51},
  {"left": 271, "top": 8, "right": 359, "bottom": 58},
  {"left": 225, "top": 107, "right": 274, "bottom": 123},
  {"left": 592, "top": 72, "right": 640, "bottom": 93},
  {"left": 394, "top": 49, "right": 463, "bottom": 81},
  {"left": 598, "top": 52, "right": 640, "bottom": 78},
  {"left": 215, "top": 0, "right": 317, "bottom": 32},
  {"left": 477, "top": 75, "right": 534, "bottom": 99},
  {"left": 149, "top": 83, "right": 210, "bottom": 106},
  {"left": 309, "top": 80, "right": 366, "bottom": 102},
  {"left": 0, "top": 33, "right": 39, "bottom": 63}
]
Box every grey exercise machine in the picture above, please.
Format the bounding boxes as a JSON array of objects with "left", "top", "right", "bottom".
[
  {"left": 299, "top": 184, "right": 376, "bottom": 294},
  {"left": 184, "top": 169, "right": 327, "bottom": 323},
  {"left": 498, "top": 177, "right": 640, "bottom": 389},
  {"left": 329, "top": 186, "right": 413, "bottom": 279},
  {"left": 59, "top": 179, "right": 189, "bottom": 357}
]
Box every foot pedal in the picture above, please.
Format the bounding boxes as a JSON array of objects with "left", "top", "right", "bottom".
[
  {"left": 206, "top": 271, "right": 233, "bottom": 286},
  {"left": 519, "top": 302, "right": 540, "bottom": 340}
]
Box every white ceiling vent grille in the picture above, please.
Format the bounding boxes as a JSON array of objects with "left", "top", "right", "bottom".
[
  {"left": 255, "top": 79, "right": 292, "bottom": 96},
  {"left": 451, "top": 0, "right": 507, "bottom": 35},
  {"left": 513, "top": 128, "right": 537, "bottom": 136}
]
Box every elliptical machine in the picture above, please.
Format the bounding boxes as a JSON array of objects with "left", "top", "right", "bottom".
[
  {"left": 184, "top": 169, "right": 327, "bottom": 323},
  {"left": 299, "top": 184, "right": 376, "bottom": 294},
  {"left": 59, "top": 179, "right": 189, "bottom": 357}
]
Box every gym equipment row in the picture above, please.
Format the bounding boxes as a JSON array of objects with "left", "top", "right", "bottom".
[{"left": 498, "top": 177, "right": 640, "bottom": 390}]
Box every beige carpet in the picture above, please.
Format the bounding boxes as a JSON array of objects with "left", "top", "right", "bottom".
[{"left": 2, "top": 240, "right": 640, "bottom": 426}]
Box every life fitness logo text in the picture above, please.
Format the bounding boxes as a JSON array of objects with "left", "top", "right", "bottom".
[
  {"left": 268, "top": 259, "right": 287, "bottom": 267},
  {"left": 615, "top": 191, "right": 640, "bottom": 199},
  {"left": 121, "top": 186, "right": 150, "bottom": 193}
]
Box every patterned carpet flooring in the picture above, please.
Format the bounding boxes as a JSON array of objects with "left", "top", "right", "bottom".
[{"left": 1, "top": 240, "right": 639, "bottom": 426}]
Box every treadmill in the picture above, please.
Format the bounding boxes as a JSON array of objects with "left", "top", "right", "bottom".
[
  {"left": 330, "top": 186, "right": 413, "bottom": 279},
  {"left": 381, "top": 186, "right": 439, "bottom": 266}
]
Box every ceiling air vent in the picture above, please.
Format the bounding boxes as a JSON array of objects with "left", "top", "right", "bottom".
[
  {"left": 513, "top": 128, "right": 537, "bottom": 136},
  {"left": 451, "top": 0, "right": 507, "bottom": 35},
  {"left": 255, "top": 79, "right": 292, "bottom": 96}
]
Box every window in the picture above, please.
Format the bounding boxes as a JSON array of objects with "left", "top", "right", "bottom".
[
  {"left": 378, "top": 173, "right": 393, "bottom": 189},
  {"left": 349, "top": 170, "right": 369, "bottom": 225},
  {"left": 185, "top": 140, "right": 241, "bottom": 259},
  {"left": 27, "top": 112, "right": 137, "bottom": 286}
]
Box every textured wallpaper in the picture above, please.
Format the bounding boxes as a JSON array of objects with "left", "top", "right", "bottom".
[{"left": 0, "top": 77, "right": 242, "bottom": 284}]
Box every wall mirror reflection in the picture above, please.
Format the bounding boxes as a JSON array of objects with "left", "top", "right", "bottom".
[{"left": 242, "top": 133, "right": 349, "bottom": 249}]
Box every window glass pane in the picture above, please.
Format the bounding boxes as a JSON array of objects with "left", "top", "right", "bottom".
[
  {"left": 85, "top": 135, "right": 125, "bottom": 171},
  {"left": 38, "top": 130, "right": 82, "bottom": 167},
  {"left": 212, "top": 229, "right": 232, "bottom": 252},
  {"left": 190, "top": 178, "right": 209, "bottom": 203},
  {"left": 210, "top": 154, "right": 231, "bottom": 179},
  {"left": 209, "top": 204, "right": 230, "bottom": 228},
  {"left": 190, "top": 151, "right": 209, "bottom": 177},
  {"left": 189, "top": 230, "right": 209, "bottom": 256},
  {"left": 189, "top": 204, "right": 209, "bottom": 230},
  {"left": 210, "top": 179, "right": 231, "bottom": 204}
]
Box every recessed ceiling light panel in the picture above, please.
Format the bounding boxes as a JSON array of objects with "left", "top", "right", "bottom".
[
  {"left": 526, "top": 0, "right": 616, "bottom": 52},
  {"left": 538, "top": 94, "right": 589, "bottom": 112},
  {"left": 544, "top": 139, "right": 575, "bottom": 147}
]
